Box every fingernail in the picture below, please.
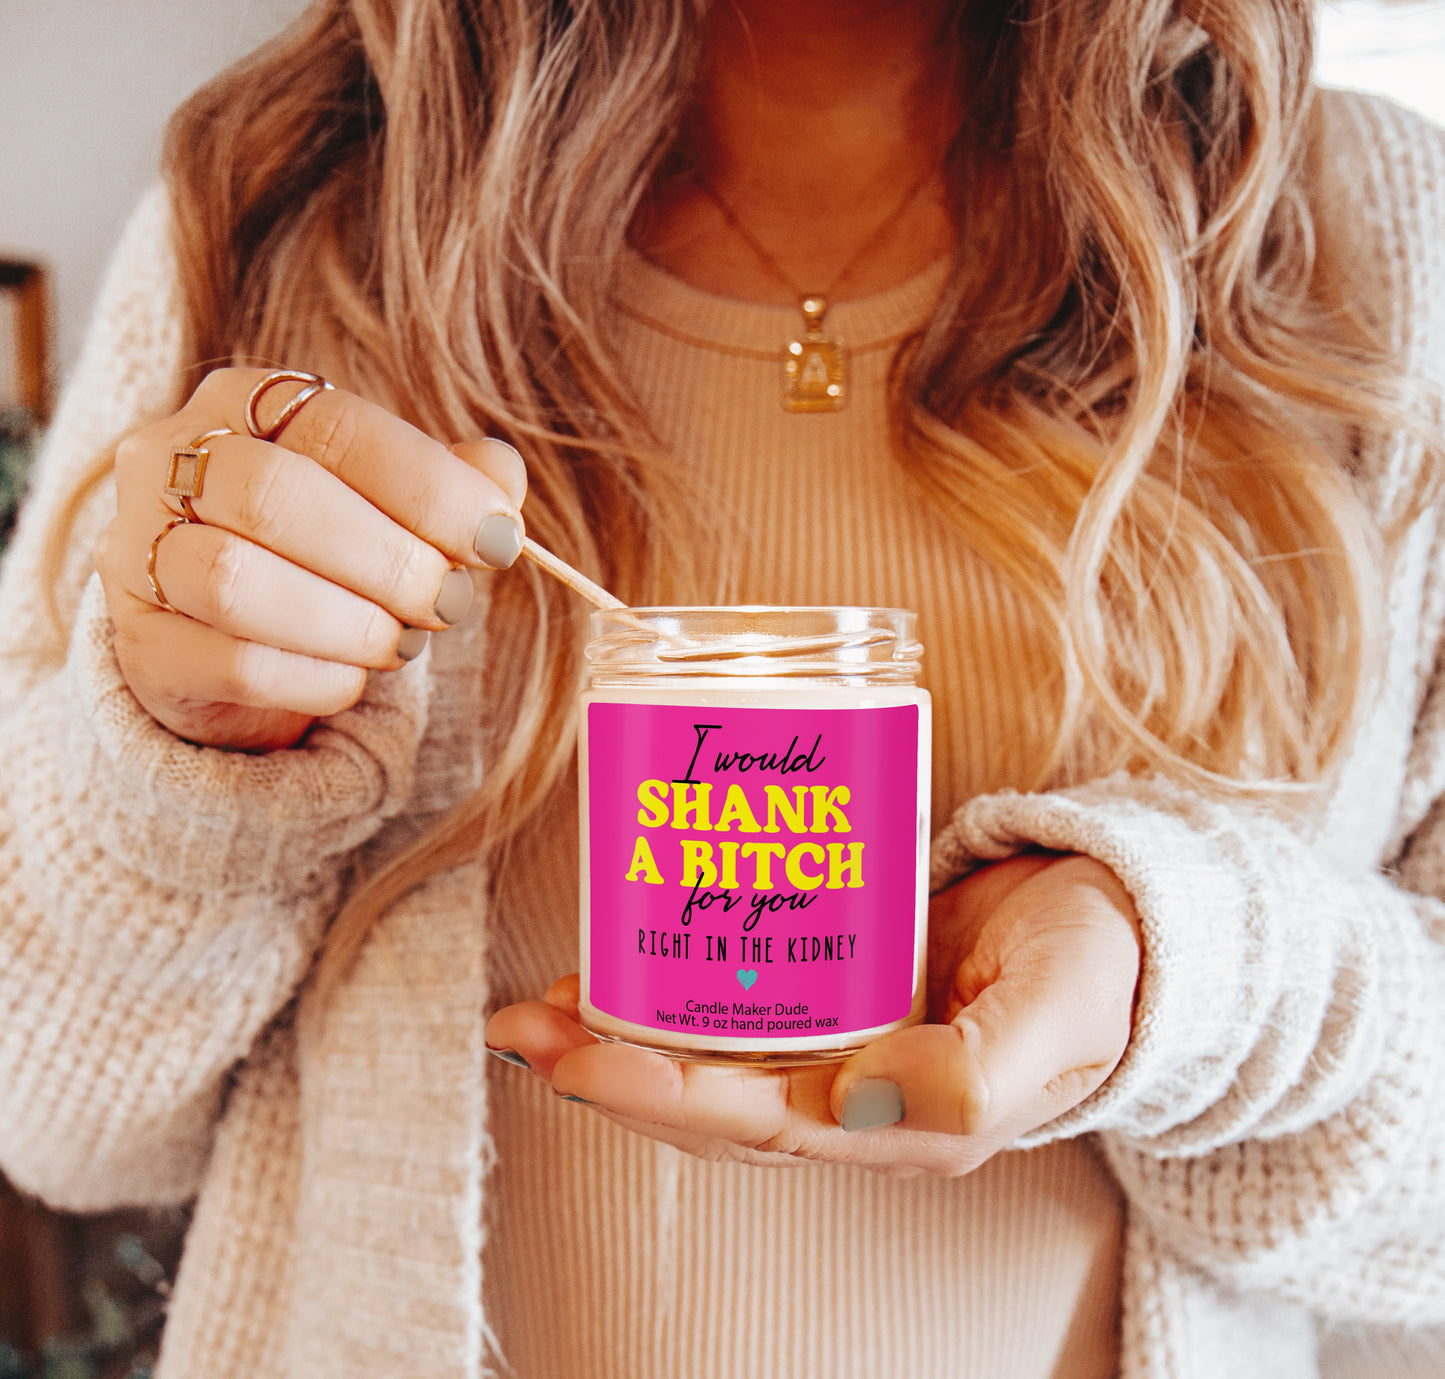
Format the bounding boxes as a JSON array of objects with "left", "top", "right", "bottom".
[
  {"left": 397, "top": 626, "right": 430, "bottom": 662},
  {"left": 433, "top": 567, "right": 474, "bottom": 625},
  {"left": 555, "top": 1092, "right": 594, "bottom": 1105},
  {"left": 486, "top": 1045, "right": 529, "bottom": 1068},
  {"left": 474, "top": 512, "right": 522, "bottom": 569},
  {"left": 840, "top": 1078, "right": 904, "bottom": 1132}
]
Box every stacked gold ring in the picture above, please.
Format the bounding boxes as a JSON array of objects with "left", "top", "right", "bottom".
[
  {"left": 244, "top": 369, "right": 335, "bottom": 443},
  {"left": 164, "top": 426, "right": 233, "bottom": 523},
  {"left": 146, "top": 517, "right": 192, "bottom": 615}
]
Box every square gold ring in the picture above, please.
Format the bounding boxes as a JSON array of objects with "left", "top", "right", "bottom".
[
  {"left": 164, "top": 427, "right": 233, "bottom": 506},
  {"left": 164, "top": 446, "right": 208, "bottom": 499}
]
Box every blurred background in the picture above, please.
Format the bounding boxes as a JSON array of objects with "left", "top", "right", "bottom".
[{"left": 0, "top": 0, "right": 1443, "bottom": 1374}]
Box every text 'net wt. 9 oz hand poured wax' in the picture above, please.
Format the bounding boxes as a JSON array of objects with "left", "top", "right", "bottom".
[{"left": 579, "top": 606, "right": 932, "bottom": 1064}]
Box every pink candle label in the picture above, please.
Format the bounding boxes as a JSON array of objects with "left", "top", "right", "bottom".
[{"left": 585, "top": 702, "right": 921, "bottom": 1038}]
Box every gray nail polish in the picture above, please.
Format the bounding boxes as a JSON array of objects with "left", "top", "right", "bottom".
[
  {"left": 397, "top": 626, "right": 430, "bottom": 662},
  {"left": 557, "top": 1093, "right": 593, "bottom": 1105},
  {"left": 840, "top": 1078, "right": 905, "bottom": 1132},
  {"left": 434, "top": 567, "right": 474, "bottom": 625},
  {"left": 487, "top": 1046, "right": 530, "bottom": 1068},
  {"left": 474, "top": 512, "right": 522, "bottom": 569}
]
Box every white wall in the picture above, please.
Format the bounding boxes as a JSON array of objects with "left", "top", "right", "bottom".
[
  {"left": 0, "top": 0, "right": 1442, "bottom": 409},
  {"left": 0, "top": 0, "right": 308, "bottom": 406},
  {"left": 1317, "top": 0, "right": 1445, "bottom": 125}
]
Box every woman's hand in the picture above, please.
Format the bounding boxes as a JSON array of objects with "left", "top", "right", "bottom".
[
  {"left": 485, "top": 853, "right": 1142, "bottom": 1174},
  {"left": 95, "top": 368, "right": 528, "bottom": 751}
]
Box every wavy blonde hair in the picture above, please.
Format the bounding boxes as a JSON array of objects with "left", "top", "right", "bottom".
[{"left": 45, "top": 0, "right": 1433, "bottom": 996}]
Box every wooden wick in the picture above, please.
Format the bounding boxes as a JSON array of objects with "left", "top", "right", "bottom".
[
  {"left": 520, "top": 537, "right": 622, "bottom": 608},
  {"left": 519, "top": 537, "right": 651, "bottom": 632}
]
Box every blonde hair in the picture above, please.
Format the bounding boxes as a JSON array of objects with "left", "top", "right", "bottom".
[{"left": 46, "top": 0, "right": 1435, "bottom": 997}]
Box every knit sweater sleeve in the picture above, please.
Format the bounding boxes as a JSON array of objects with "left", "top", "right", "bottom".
[
  {"left": 0, "top": 187, "right": 430, "bottom": 1210},
  {"left": 929, "top": 92, "right": 1445, "bottom": 1327}
]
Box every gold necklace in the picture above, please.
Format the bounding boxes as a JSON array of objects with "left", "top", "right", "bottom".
[{"left": 694, "top": 170, "right": 934, "bottom": 413}]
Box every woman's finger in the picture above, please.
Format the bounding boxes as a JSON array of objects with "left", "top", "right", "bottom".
[
  {"left": 485, "top": 998, "right": 598, "bottom": 1076},
  {"left": 482, "top": 995, "right": 802, "bottom": 1168},
  {"left": 485, "top": 975, "right": 809, "bottom": 1147},
  {"left": 110, "top": 588, "right": 369, "bottom": 725},
  {"left": 136, "top": 428, "right": 468, "bottom": 631},
  {"left": 584, "top": 1107, "right": 813, "bottom": 1170},
  {"left": 542, "top": 972, "right": 583, "bottom": 1016},
  {"left": 134, "top": 520, "right": 418, "bottom": 669},
  {"left": 550, "top": 1041, "right": 790, "bottom": 1146},
  {"left": 450, "top": 438, "right": 529, "bottom": 510}
]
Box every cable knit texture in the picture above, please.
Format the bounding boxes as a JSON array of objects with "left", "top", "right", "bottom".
[{"left": 0, "top": 90, "right": 1441, "bottom": 1379}]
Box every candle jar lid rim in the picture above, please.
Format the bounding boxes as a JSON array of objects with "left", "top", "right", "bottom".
[
  {"left": 592, "top": 604, "right": 916, "bottom": 617},
  {"left": 585, "top": 605, "right": 922, "bottom": 681}
]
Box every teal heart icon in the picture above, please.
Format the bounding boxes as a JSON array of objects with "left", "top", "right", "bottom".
[{"left": 736, "top": 969, "right": 759, "bottom": 990}]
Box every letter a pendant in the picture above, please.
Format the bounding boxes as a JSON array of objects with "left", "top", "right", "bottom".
[{"left": 782, "top": 296, "right": 846, "bottom": 413}]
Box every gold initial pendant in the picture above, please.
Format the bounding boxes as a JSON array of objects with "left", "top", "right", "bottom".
[{"left": 782, "top": 295, "right": 847, "bottom": 413}]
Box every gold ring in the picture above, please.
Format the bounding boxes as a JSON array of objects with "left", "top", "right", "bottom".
[
  {"left": 165, "top": 426, "right": 232, "bottom": 522},
  {"left": 244, "top": 370, "right": 334, "bottom": 443},
  {"left": 147, "top": 516, "right": 192, "bottom": 614}
]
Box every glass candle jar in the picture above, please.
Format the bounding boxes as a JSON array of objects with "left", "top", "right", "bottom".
[{"left": 579, "top": 607, "right": 932, "bottom": 1064}]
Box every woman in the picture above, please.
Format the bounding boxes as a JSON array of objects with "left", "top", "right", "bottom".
[{"left": 1, "top": 0, "right": 1442, "bottom": 1375}]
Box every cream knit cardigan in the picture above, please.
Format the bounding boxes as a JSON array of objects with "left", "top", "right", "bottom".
[{"left": 0, "top": 90, "right": 1442, "bottom": 1379}]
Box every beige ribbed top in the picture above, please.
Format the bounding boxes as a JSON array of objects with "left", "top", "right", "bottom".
[{"left": 482, "top": 252, "right": 1124, "bottom": 1377}]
